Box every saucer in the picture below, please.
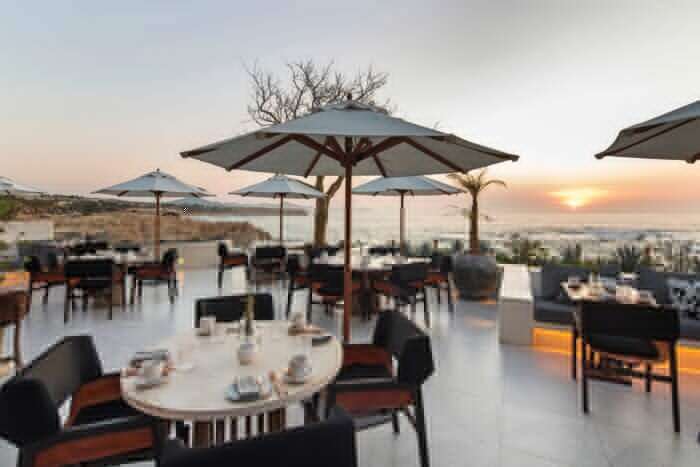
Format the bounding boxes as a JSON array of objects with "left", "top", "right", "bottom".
[
  {"left": 226, "top": 380, "right": 273, "bottom": 402},
  {"left": 285, "top": 366, "right": 312, "bottom": 384},
  {"left": 134, "top": 375, "right": 166, "bottom": 390}
]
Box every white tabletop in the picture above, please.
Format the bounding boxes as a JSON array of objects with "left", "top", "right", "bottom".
[{"left": 121, "top": 322, "right": 343, "bottom": 421}]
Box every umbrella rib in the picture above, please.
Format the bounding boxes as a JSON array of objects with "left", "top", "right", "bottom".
[
  {"left": 351, "top": 137, "right": 372, "bottom": 156},
  {"left": 289, "top": 134, "right": 345, "bottom": 165},
  {"left": 353, "top": 137, "right": 405, "bottom": 164},
  {"left": 373, "top": 155, "right": 388, "bottom": 177},
  {"left": 304, "top": 151, "right": 322, "bottom": 177},
  {"left": 227, "top": 135, "right": 295, "bottom": 171},
  {"left": 402, "top": 138, "right": 467, "bottom": 173},
  {"left": 595, "top": 119, "right": 695, "bottom": 159}
]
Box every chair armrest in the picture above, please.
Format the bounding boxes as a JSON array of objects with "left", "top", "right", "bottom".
[
  {"left": 66, "top": 372, "right": 122, "bottom": 426},
  {"left": 23, "top": 415, "right": 158, "bottom": 467},
  {"left": 342, "top": 344, "right": 392, "bottom": 370}
]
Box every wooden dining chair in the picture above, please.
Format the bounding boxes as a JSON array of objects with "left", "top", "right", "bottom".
[
  {"left": 216, "top": 243, "right": 248, "bottom": 290},
  {"left": 64, "top": 258, "right": 123, "bottom": 322},
  {"left": 325, "top": 311, "right": 434, "bottom": 467},
  {"left": 130, "top": 249, "right": 179, "bottom": 305},
  {"left": 0, "top": 335, "right": 163, "bottom": 467},
  {"left": 373, "top": 263, "right": 430, "bottom": 326},
  {"left": 424, "top": 254, "right": 454, "bottom": 313},
  {"left": 578, "top": 301, "right": 681, "bottom": 432},
  {"left": 24, "top": 255, "right": 65, "bottom": 309}
]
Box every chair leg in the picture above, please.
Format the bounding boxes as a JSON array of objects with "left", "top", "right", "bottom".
[
  {"left": 286, "top": 284, "right": 294, "bottom": 318},
  {"left": 130, "top": 279, "right": 137, "bottom": 305},
  {"left": 306, "top": 289, "right": 313, "bottom": 323},
  {"left": 217, "top": 265, "right": 223, "bottom": 289},
  {"left": 108, "top": 288, "right": 113, "bottom": 320},
  {"left": 43, "top": 286, "right": 49, "bottom": 304},
  {"left": 645, "top": 363, "right": 652, "bottom": 393},
  {"left": 436, "top": 285, "right": 441, "bottom": 305},
  {"left": 582, "top": 343, "right": 589, "bottom": 414},
  {"left": 391, "top": 410, "right": 400, "bottom": 434},
  {"left": 13, "top": 320, "right": 22, "bottom": 369},
  {"left": 64, "top": 286, "right": 70, "bottom": 323},
  {"left": 446, "top": 280, "right": 454, "bottom": 313},
  {"left": 571, "top": 327, "right": 578, "bottom": 380},
  {"left": 414, "top": 389, "right": 430, "bottom": 467},
  {"left": 670, "top": 345, "right": 680, "bottom": 433},
  {"left": 423, "top": 288, "right": 430, "bottom": 328}
]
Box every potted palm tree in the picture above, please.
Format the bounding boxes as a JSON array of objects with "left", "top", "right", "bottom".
[{"left": 448, "top": 170, "right": 506, "bottom": 299}]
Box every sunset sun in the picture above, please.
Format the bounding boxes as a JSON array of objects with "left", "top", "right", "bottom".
[{"left": 549, "top": 188, "right": 608, "bottom": 210}]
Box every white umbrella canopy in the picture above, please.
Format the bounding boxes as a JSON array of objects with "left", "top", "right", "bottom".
[
  {"left": 0, "top": 176, "right": 45, "bottom": 196},
  {"left": 182, "top": 99, "right": 519, "bottom": 341},
  {"left": 231, "top": 174, "right": 324, "bottom": 243},
  {"left": 596, "top": 100, "right": 700, "bottom": 162},
  {"left": 353, "top": 176, "right": 460, "bottom": 253},
  {"left": 94, "top": 169, "right": 213, "bottom": 258}
]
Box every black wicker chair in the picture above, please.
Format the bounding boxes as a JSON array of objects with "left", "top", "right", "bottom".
[
  {"left": 579, "top": 301, "right": 681, "bottom": 432},
  {"left": 64, "top": 258, "right": 123, "bottom": 322},
  {"left": 216, "top": 243, "right": 248, "bottom": 289},
  {"left": 0, "top": 336, "right": 163, "bottom": 467},
  {"left": 130, "top": 249, "right": 178, "bottom": 305},
  {"left": 373, "top": 263, "right": 430, "bottom": 326},
  {"left": 326, "top": 311, "right": 434, "bottom": 467}
]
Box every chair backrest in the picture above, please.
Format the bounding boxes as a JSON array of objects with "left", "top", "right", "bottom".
[
  {"left": 369, "top": 246, "right": 388, "bottom": 256},
  {"left": 579, "top": 301, "right": 680, "bottom": 342},
  {"left": 373, "top": 311, "right": 434, "bottom": 386},
  {"left": 254, "top": 246, "right": 286, "bottom": 260},
  {"left": 46, "top": 250, "right": 61, "bottom": 270},
  {"left": 195, "top": 293, "right": 275, "bottom": 327},
  {"left": 64, "top": 258, "right": 115, "bottom": 279},
  {"left": 217, "top": 242, "right": 229, "bottom": 258},
  {"left": 431, "top": 253, "right": 453, "bottom": 273},
  {"left": 159, "top": 409, "right": 357, "bottom": 467},
  {"left": 162, "top": 248, "right": 178, "bottom": 269},
  {"left": 0, "top": 336, "right": 103, "bottom": 447},
  {"left": 286, "top": 254, "right": 302, "bottom": 276},
  {"left": 390, "top": 262, "right": 429, "bottom": 285},
  {"left": 24, "top": 255, "right": 42, "bottom": 274}
]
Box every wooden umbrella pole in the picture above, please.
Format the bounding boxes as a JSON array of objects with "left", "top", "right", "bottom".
[
  {"left": 343, "top": 144, "right": 353, "bottom": 342},
  {"left": 279, "top": 194, "right": 284, "bottom": 245},
  {"left": 154, "top": 192, "right": 161, "bottom": 260},
  {"left": 400, "top": 192, "right": 405, "bottom": 256}
]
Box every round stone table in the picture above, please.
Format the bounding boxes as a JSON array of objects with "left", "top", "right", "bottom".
[{"left": 121, "top": 321, "right": 342, "bottom": 446}]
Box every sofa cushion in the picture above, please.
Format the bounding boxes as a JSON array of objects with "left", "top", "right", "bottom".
[
  {"left": 637, "top": 269, "right": 698, "bottom": 306},
  {"left": 680, "top": 315, "right": 700, "bottom": 341},
  {"left": 540, "top": 264, "right": 590, "bottom": 300},
  {"left": 534, "top": 298, "right": 576, "bottom": 326}
]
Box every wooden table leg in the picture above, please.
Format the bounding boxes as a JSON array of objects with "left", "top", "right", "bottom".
[
  {"left": 192, "top": 421, "right": 213, "bottom": 448},
  {"left": 268, "top": 408, "right": 286, "bottom": 432}
]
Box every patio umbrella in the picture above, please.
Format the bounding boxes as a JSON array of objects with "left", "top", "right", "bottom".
[
  {"left": 0, "top": 176, "right": 45, "bottom": 196},
  {"left": 596, "top": 100, "right": 700, "bottom": 162},
  {"left": 230, "top": 174, "right": 324, "bottom": 244},
  {"left": 94, "top": 169, "right": 212, "bottom": 259},
  {"left": 353, "top": 176, "right": 460, "bottom": 254},
  {"left": 182, "top": 98, "right": 519, "bottom": 341}
]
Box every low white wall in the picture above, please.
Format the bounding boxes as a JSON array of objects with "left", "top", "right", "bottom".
[
  {"left": 0, "top": 221, "right": 54, "bottom": 243},
  {"left": 498, "top": 264, "right": 534, "bottom": 346}
]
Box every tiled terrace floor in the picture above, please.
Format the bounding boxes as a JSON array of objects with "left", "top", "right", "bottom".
[{"left": 2, "top": 267, "right": 700, "bottom": 466}]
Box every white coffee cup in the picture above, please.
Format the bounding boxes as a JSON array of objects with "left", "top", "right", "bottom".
[
  {"left": 237, "top": 341, "right": 257, "bottom": 365},
  {"left": 199, "top": 316, "right": 216, "bottom": 336},
  {"left": 289, "top": 354, "right": 311, "bottom": 379},
  {"left": 141, "top": 360, "right": 163, "bottom": 382}
]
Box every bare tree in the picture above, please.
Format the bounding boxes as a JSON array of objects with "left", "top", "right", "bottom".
[{"left": 246, "top": 60, "right": 389, "bottom": 246}]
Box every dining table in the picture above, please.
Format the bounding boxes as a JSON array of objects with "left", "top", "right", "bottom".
[
  {"left": 121, "top": 321, "right": 343, "bottom": 447},
  {"left": 562, "top": 280, "right": 658, "bottom": 383},
  {"left": 314, "top": 254, "right": 431, "bottom": 316},
  {"left": 0, "top": 271, "right": 30, "bottom": 374}
]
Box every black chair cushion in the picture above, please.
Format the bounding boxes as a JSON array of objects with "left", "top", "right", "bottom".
[
  {"left": 680, "top": 315, "right": 700, "bottom": 340},
  {"left": 534, "top": 298, "right": 576, "bottom": 326},
  {"left": 71, "top": 399, "right": 140, "bottom": 427},
  {"left": 587, "top": 334, "right": 660, "bottom": 360},
  {"left": 373, "top": 311, "right": 434, "bottom": 385}
]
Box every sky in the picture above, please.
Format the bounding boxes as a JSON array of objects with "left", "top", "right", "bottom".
[{"left": 2, "top": 0, "right": 700, "bottom": 216}]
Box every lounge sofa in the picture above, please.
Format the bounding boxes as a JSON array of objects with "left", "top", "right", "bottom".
[{"left": 533, "top": 263, "right": 700, "bottom": 342}]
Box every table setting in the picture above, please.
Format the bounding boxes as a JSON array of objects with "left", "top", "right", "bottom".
[{"left": 120, "top": 298, "right": 342, "bottom": 446}]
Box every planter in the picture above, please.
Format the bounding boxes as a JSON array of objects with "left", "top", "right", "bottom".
[{"left": 453, "top": 253, "right": 501, "bottom": 300}]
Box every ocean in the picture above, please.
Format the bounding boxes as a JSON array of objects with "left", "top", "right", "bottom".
[{"left": 193, "top": 208, "right": 700, "bottom": 248}]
